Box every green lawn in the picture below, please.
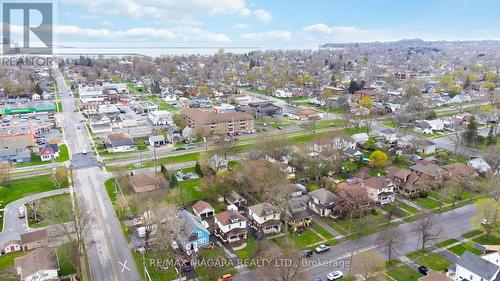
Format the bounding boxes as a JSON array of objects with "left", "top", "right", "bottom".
[
  {"left": 275, "top": 229, "right": 323, "bottom": 249},
  {"left": 235, "top": 236, "right": 258, "bottom": 260},
  {"left": 381, "top": 121, "right": 398, "bottom": 128},
  {"left": 449, "top": 242, "right": 483, "bottom": 256},
  {"left": 57, "top": 244, "right": 77, "bottom": 276},
  {"left": 178, "top": 178, "right": 204, "bottom": 203},
  {"left": 462, "top": 230, "right": 483, "bottom": 238},
  {"left": 381, "top": 205, "right": 409, "bottom": 218},
  {"left": 0, "top": 175, "right": 68, "bottom": 207},
  {"left": 196, "top": 248, "right": 237, "bottom": 281},
  {"left": 395, "top": 201, "right": 418, "bottom": 214},
  {"left": 0, "top": 251, "right": 25, "bottom": 271},
  {"left": 132, "top": 251, "right": 178, "bottom": 281},
  {"left": 416, "top": 253, "right": 452, "bottom": 272},
  {"left": 387, "top": 264, "right": 422, "bottom": 281},
  {"left": 435, "top": 239, "right": 459, "bottom": 248},
  {"left": 304, "top": 182, "right": 320, "bottom": 192},
  {"left": 311, "top": 223, "right": 334, "bottom": 239},
  {"left": 104, "top": 178, "right": 118, "bottom": 203},
  {"left": 336, "top": 211, "right": 389, "bottom": 236},
  {"left": 473, "top": 234, "right": 500, "bottom": 245},
  {"left": 413, "top": 197, "right": 440, "bottom": 209},
  {"left": 27, "top": 194, "right": 72, "bottom": 228},
  {"left": 321, "top": 218, "right": 349, "bottom": 236}
]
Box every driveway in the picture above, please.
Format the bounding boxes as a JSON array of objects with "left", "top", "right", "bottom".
[{"left": 0, "top": 188, "right": 69, "bottom": 245}]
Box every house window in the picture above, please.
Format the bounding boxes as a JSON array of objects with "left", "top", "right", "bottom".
[
  {"left": 198, "top": 238, "right": 206, "bottom": 244},
  {"left": 197, "top": 231, "right": 202, "bottom": 237},
  {"left": 470, "top": 275, "right": 473, "bottom": 281}
]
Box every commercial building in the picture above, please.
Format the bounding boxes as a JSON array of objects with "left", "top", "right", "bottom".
[{"left": 180, "top": 108, "right": 254, "bottom": 135}]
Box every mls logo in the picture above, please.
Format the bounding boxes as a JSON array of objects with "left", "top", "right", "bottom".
[{"left": 2, "top": 1, "right": 53, "bottom": 54}]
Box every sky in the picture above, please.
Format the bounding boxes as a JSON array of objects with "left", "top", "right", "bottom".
[{"left": 9, "top": 0, "right": 500, "bottom": 54}]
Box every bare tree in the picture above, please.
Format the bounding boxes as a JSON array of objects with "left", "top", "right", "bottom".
[
  {"left": 471, "top": 198, "right": 500, "bottom": 239},
  {"left": 27, "top": 199, "right": 41, "bottom": 223},
  {"left": 41, "top": 198, "right": 91, "bottom": 279},
  {"left": 136, "top": 199, "right": 166, "bottom": 248},
  {"left": 350, "top": 250, "right": 386, "bottom": 281},
  {"left": 255, "top": 243, "right": 308, "bottom": 281},
  {"left": 195, "top": 126, "right": 212, "bottom": 151},
  {"left": 0, "top": 162, "right": 12, "bottom": 185},
  {"left": 482, "top": 146, "right": 500, "bottom": 174},
  {"left": 448, "top": 130, "right": 462, "bottom": 155},
  {"left": 376, "top": 227, "right": 404, "bottom": 261},
  {"left": 413, "top": 211, "right": 441, "bottom": 250},
  {"left": 50, "top": 166, "right": 68, "bottom": 189},
  {"left": 479, "top": 174, "right": 500, "bottom": 201}
]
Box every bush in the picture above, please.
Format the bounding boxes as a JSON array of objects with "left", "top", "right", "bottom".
[
  {"left": 436, "top": 151, "right": 448, "bottom": 159},
  {"left": 195, "top": 161, "right": 203, "bottom": 177},
  {"left": 419, "top": 190, "right": 428, "bottom": 198}
]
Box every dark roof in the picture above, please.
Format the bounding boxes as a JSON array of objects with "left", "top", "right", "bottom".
[
  {"left": 309, "top": 188, "right": 342, "bottom": 204},
  {"left": 456, "top": 251, "right": 499, "bottom": 280},
  {"left": 181, "top": 108, "right": 253, "bottom": 124},
  {"left": 20, "top": 229, "right": 48, "bottom": 245},
  {"left": 249, "top": 202, "right": 279, "bottom": 217}
]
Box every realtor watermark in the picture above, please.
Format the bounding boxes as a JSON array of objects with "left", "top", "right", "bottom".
[
  {"left": 1, "top": 0, "right": 53, "bottom": 67},
  {"left": 148, "top": 258, "right": 350, "bottom": 269}
]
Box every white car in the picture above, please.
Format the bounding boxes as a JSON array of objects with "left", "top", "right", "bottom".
[
  {"left": 327, "top": 271, "right": 343, "bottom": 281},
  {"left": 315, "top": 244, "right": 331, "bottom": 253},
  {"left": 18, "top": 207, "right": 25, "bottom": 218}
]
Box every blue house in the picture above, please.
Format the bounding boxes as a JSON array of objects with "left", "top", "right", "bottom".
[{"left": 178, "top": 210, "right": 210, "bottom": 255}]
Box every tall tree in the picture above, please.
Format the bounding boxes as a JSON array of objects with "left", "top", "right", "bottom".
[
  {"left": 350, "top": 250, "right": 386, "bottom": 281},
  {"left": 413, "top": 211, "right": 441, "bottom": 250},
  {"left": 462, "top": 116, "right": 480, "bottom": 147},
  {"left": 376, "top": 228, "right": 404, "bottom": 261}
]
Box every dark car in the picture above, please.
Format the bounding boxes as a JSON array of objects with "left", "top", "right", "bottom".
[
  {"left": 252, "top": 230, "right": 264, "bottom": 240},
  {"left": 175, "top": 146, "right": 187, "bottom": 151},
  {"left": 314, "top": 278, "right": 325, "bottom": 281},
  {"left": 418, "top": 266, "right": 429, "bottom": 275},
  {"left": 302, "top": 250, "right": 313, "bottom": 257}
]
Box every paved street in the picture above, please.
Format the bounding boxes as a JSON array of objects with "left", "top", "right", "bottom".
[
  {"left": 236, "top": 204, "right": 476, "bottom": 281},
  {"left": 53, "top": 66, "right": 141, "bottom": 281},
  {"left": 0, "top": 188, "right": 69, "bottom": 245}
]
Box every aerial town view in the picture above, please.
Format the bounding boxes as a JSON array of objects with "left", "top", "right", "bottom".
[{"left": 0, "top": 1, "right": 499, "bottom": 281}]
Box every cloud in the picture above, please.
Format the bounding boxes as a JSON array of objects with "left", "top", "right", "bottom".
[
  {"left": 60, "top": 0, "right": 251, "bottom": 19},
  {"left": 53, "top": 25, "right": 232, "bottom": 44},
  {"left": 300, "top": 23, "right": 391, "bottom": 42},
  {"left": 253, "top": 9, "right": 272, "bottom": 22},
  {"left": 241, "top": 30, "right": 292, "bottom": 42},
  {"left": 232, "top": 23, "right": 251, "bottom": 30}
]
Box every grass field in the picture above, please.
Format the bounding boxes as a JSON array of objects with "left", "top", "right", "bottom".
[
  {"left": 178, "top": 178, "right": 204, "bottom": 203},
  {"left": 311, "top": 223, "right": 335, "bottom": 239},
  {"left": 0, "top": 251, "right": 25, "bottom": 271},
  {"left": 196, "top": 248, "right": 237, "bottom": 281},
  {"left": 462, "top": 229, "right": 483, "bottom": 238},
  {"left": 473, "top": 234, "right": 500, "bottom": 245},
  {"left": 27, "top": 194, "right": 72, "bottom": 228},
  {"left": 449, "top": 242, "right": 483, "bottom": 256},
  {"left": 0, "top": 175, "right": 68, "bottom": 207},
  {"left": 132, "top": 251, "right": 178, "bottom": 281},
  {"left": 235, "top": 236, "right": 259, "bottom": 260},
  {"left": 413, "top": 197, "right": 440, "bottom": 209},
  {"left": 387, "top": 264, "right": 422, "bottom": 281},
  {"left": 435, "top": 238, "right": 459, "bottom": 248},
  {"left": 416, "top": 253, "right": 452, "bottom": 272},
  {"left": 275, "top": 229, "right": 323, "bottom": 249},
  {"left": 0, "top": 210, "right": 3, "bottom": 232},
  {"left": 57, "top": 244, "right": 77, "bottom": 276}
]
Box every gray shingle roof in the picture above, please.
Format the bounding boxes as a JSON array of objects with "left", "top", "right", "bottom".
[{"left": 456, "top": 251, "right": 500, "bottom": 280}]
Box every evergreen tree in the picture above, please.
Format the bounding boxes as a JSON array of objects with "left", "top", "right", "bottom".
[
  {"left": 194, "top": 161, "right": 203, "bottom": 177},
  {"left": 169, "top": 173, "right": 178, "bottom": 188},
  {"left": 462, "top": 116, "right": 480, "bottom": 147},
  {"left": 34, "top": 82, "right": 43, "bottom": 95},
  {"left": 487, "top": 125, "right": 497, "bottom": 146},
  {"left": 348, "top": 80, "right": 359, "bottom": 94}
]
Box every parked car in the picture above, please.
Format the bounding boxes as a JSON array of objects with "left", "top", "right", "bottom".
[
  {"left": 302, "top": 250, "right": 313, "bottom": 257},
  {"left": 418, "top": 266, "right": 429, "bottom": 275},
  {"left": 315, "top": 244, "right": 331, "bottom": 253},
  {"left": 327, "top": 271, "right": 343, "bottom": 281},
  {"left": 314, "top": 278, "right": 325, "bottom": 281},
  {"left": 18, "top": 207, "right": 25, "bottom": 218}
]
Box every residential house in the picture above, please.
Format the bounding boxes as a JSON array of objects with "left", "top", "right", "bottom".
[
  {"left": 15, "top": 248, "right": 59, "bottom": 281},
  {"left": 362, "top": 176, "right": 396, "bottom": 205},
  {"left": 104, "top": 133, "right": 135, "bottom": 153},
  {"left": 225, "top": 191, "right": 247, "bottom": 208},
  {"left": 354, "top": 89, "right": 380, "bottom": 101},
  {"left": 20, "top": 229, "right": 48, "bottom": 251},
  {"left": 181, "top": 108, "right": 254, "bottom": 135},
  {"left": 248, "top": 202, "right": 281, "bottom": 234},
  {"left": 414, "top": 139, "right": 436, "bottom": 155},
  {"left": 88, "top": 114, "right": 112, "bottom": 133},
  {"left": 177, "top": 210, "right": 210, "bottom": 255},
  {"left": 448, "top": 251, "right": 499, "bottom": 281},
  {"left": 0, "top": 148, "right": 31, "bottom": 163},
  {"left": 410, "top": 162, "right": 443, "bottom": 186},
  {"left": 213, "top": 210, "right": 247, "bottom": 244},
  {"left": 192, "top": 200, "right": 215, "bottom": 219},
  {"left": 2, "top": 240, "right": 21, "bottom": 255},
  {"left": 287, "top": 196, "right": 313, "bottom": 232},
  {"left": 148, "top": 110, "right": 172, "bottom": 126},
  {"left": 336, "top": 180, "right": 374, "bottom": 213},
  {"left": 236, "top": 102, "right": 282, "bottom": 119},
  {"left": 38, "top": 144, "right": 59, "bottom": 162},
  {"left": 308, "top": 188, "right": 343, "bottom": 217},
  {"left": 208, "top": 154, "right": 228, "bottom": 172},
  {"left": 442, "top": 163, "right": 478, "bottom": 181},
  {"left": 129, "top": 172, "right": 160, "bottom": 193},
  {"left": 148, "top": 135, "right": 165, "bottom": 147},
  {"left": 288, "top": 183, "right": 308, "bottom": 197},
  {"left": 287, "top": 109, "right": 324, "bottom": 121},
  {"left": 387, "top": 167, "right": 423, "bottom": 196},
  {"left": 468, "top": 157, "right": 493, "bottom": 174}
]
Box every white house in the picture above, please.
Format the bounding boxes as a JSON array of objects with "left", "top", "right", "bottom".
[
  {"left": 2, "top": 240, "right": 21, "bottom": 255},
  {"left": 448, "top": 251, "right": 499, "bottom": 281},
  {"left": 148, "top": 110, "right": 172, "bottom": 126},
  {"left": 213, "top": 210, "right": 247, "bottom": 244},
  {"left": 273, "top": 89, "right": 292, "bottom": 98},
  {"left": 468, "top": 157, "right": 493, "bottom": 174},
  {"left": 362, "top": 176, "right": 396, "bottom": 205},
  {"left": 248, "top": 202, "right": 281, "bottom": 234}
]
